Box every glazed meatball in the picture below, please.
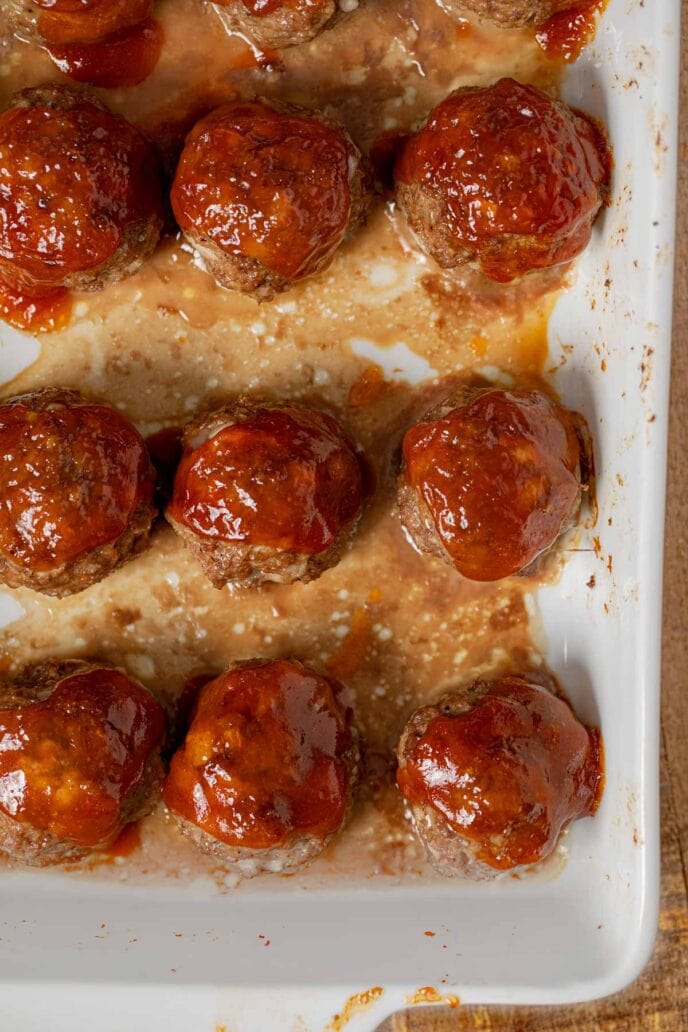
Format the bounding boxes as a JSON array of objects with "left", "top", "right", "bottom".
[
  {"left": 436, "top": 0, "right": 575, "bottom": 28},
  {"left": 212, "top": 0, "right": 341, "bottom": 50},
  {"left": 166, "top": 399, "right": 366, "bottom": 588},
  {"left": 0, "top": 388, "right": 156, "bottom": 597},
  {"left": 0, "top": 659, "right": 166, "bottom": 866},
  {"left": 394, "top": 78, "right": 610, "bottom": 282},
  {"left": 171, "top": 99, "right": 370, "bottom": 300},
  {"left": 163, "top": 659, "right": 359, "bottom": 876},
  {"left": 4, "top": 0, "right": 152, "bottom": 45},
  {"left": 396, "top": 676, "right": 603, "bottom": 879},
  {"left": 398, "top": 386, "right": 586, "bottom": 581},
  {"left": 0, "top": 86, "right": 163, "bottom": 297}
]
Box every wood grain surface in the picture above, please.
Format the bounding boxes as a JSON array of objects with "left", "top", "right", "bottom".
[{"left": 381, "top": 7, "right": 688, "bottom": 1030}]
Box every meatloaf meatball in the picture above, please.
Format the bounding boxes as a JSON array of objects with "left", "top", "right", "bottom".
[
  {"left": 0, "top": 86, "right": 163, "bottom": 297},
  {"left": 394, "top": 78, "right": 610, "bottom": 282},
  {"left": 398, "top": 386, "right": 586, "bottom": 581},
  {"left": 163, "top": 659, "right": 359, "bottom": 876},
  {"left": 212, "top": 0, "right": 340, "bottom": 50},
  {"left": 0, "top": 659, "right": 166, "bottom": 866},
  {"left": 171, "top": 99, "right": 370, "bottom": 300},
  {"left": 4, "top": 0, "right": 152, "bottom": 45},
  {"left": 396, "top": 676, "right": 603, "bottom": 879},
  {"left": 0, "top": 388, "right": 156, "bottom": 597},
  {"left": 436, "top": 0, "right": 575, "bottom": 28},
  {"left": 166, "top": 399, "right": 366, "bottom": 588}
]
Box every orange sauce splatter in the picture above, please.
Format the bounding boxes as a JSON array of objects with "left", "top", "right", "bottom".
[
  {"left": 535, "top": 1, "right": 608, "bottom": 64},
  {"left": 369, "top": 129, "right": 410, "bottom": 191},
  {"left": 229, "top": 42, "right": 279, "bottom": 68},
  {"left": 104, "top": 821, "right": 142, "bottom": 858},
  {"left": 326, "top": 608, "right": 372, "bottom": 680},
  {"left": 326, "top": 986, "right": 385, "bottom": 1030},
  {"left": 0, "top": 279, "right": 72, "bottom": 334},
  {"left": 468, "top": 333, "right": 489, "bottom": 357},
  {"left": 406, "top": 986, "right": 460, "bottom": 1008},
  {"left": 48, "top": 17, "right": 163, "bottom": 88},
  {"left": 348, "top": 364, "right": 389, "bottom": 408}
]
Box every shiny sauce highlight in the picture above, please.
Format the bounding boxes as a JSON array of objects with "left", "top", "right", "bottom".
[
  {"left": 397, "top": 678, "right": 603, "bottom": 870},
  {"left": 163, "top": 660, "right": 354, "bottom": 849},
  {"left": 170, "top": 407, "right": 364, "bottom": 555},
  {"left": 0, "top": 668, "right": 165, "bottom": 848}
]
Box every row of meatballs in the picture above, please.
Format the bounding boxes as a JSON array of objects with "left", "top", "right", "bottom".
[
  {"left": 0, "top": 383, "right": 590, "bottom": 596},
  {"left": 0, "top": 655, "right": 603, "bottom": 878},
  {"left": 0, "top": 78, "right": 610, "bottom": 310},
  {"left": 5, "top": 0, "right": 601, "bottom": 54}
]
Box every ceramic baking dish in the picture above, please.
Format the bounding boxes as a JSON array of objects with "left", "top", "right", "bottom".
[{"left": 0, "top": 0, "right": 680, "bottom": 1026}]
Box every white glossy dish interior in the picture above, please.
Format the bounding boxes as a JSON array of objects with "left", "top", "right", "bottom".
[{"left": 0, "top": 0, "right": 680, "bottom": 1026}]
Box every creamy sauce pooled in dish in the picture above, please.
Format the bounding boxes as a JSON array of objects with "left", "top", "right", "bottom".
[{"left": 0, "top": 0, "right": 576, "bottom": 889}]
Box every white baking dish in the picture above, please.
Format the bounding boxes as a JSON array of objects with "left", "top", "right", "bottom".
[{"left": 0, "top": 0, "right": 680, "bottom": 1026}]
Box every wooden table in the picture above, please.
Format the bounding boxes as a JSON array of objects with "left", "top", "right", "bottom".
[{"left": 383, "top": 7, "right": 688, "bottom": 1029}]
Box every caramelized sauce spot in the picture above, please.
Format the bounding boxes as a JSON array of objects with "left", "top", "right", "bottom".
[
  {"left": 0, "top": 278, "right": 72, "bottom": 334},
  {"left": 163, "top": 659, "right": 354, "bottom": 849},
  {"left": 536, "top": 1, "right": 607, "bottom": 63}
]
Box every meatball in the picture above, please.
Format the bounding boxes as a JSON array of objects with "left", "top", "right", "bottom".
[
  {"left": 396, "top": 676, "right": 603, "bottom": 879},
  {"left": 436, "top": 0, "right": 575, "bottom": 28},
  {"left": 166, "top": 399, "right": 366, "bottom": 588},
  {"left": 163, "top": 659, "right": 359, "bottom": 876},
  {"left": 394, "top": 78, "right": 610, "bottom": 282},
  {"left": 171, "top": 99, "right": 370, "bottom": 300},
  {"left": 0, "top": 86, "right": 163, "bottom": 297},
  {"left": 0, "top": 388, "right": 156, "bottom": 597},
  {"left": 0, "top": 659, "right": 166, "bottom": 866},
  {"left": 398, "top": 386, "right": 586, "bottom": 581},
  {"left": 212, "top": 0, "right": 340, "bottom": 50},
  {"left": 4, "top": 0, "right": 152, "bottom": 45}
]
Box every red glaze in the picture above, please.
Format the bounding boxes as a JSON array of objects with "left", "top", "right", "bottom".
[
  {"left": 0, "top": 277, "right": 72, "bottom": 333},
  {"left": 0, "top": 667, "right": 165, "bottom": 848},
  {"left": 0, "top": 396, "right": 155, "bottom": 572},
  {"left": 369, "top": 130, "right": 410, "bottom": 192},
  {"left": 163, "top": 659, "right": 354, "bottom": 849},
  {"left": 536, "top": 2, "right": 607, "bottom": 63},
  {"left": 397, "top": 677, "right": 603, "bottom": 870},
  {"left": 169, "top": 407, "right": 364, "bottom": 555},
  {"left": 145, "top": 425, "right": 183, "bottom": 507},
  {"left": 228, "top": 42, "right": 280, "bottom": 68},
  {"left": 395, "top": 78, "right": 609, "bottom": 282},
  {"left": 104, "top": 820, "right": 142, "bottom": 857},
  {"left": 171, "top": 101, "right": 354, "bottom": 281},
  {"left": 403, "top": 389, "right": 582, "bottom": 581},
  {"left": 0, "top": 95, "right": 162, "bottom": 294},
  {"left": 32, "top": 0, "right": 152, "bottom": 45},
  {"left": 48, "top": 17, "right": 163, "bottom": 88}
]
